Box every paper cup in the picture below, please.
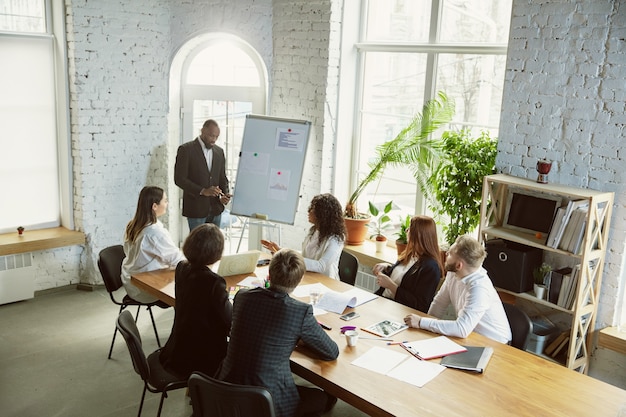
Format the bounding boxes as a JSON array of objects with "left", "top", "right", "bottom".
[{"left": 345, "top": 330, "right": 359, "bottom": 346}]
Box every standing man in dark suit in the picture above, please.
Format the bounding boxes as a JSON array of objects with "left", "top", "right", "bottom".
[
  {"left": 174, "top": 119, "right": 231, "bottom": 231},
  {"left": 216, "top": 249, "right": 339, "bottom": 417}
]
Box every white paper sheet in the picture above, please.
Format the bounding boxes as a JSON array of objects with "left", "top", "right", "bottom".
[{"left": 351, "top": 346, "right": 446, "bottom": 388}]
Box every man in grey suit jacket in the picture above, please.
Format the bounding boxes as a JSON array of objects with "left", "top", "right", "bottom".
[
  {"left": 216, "top": 249, "right": 339, "bottom": 417},
  {"left": 174, "top": 119, "right": 231, "bottom": 231}
]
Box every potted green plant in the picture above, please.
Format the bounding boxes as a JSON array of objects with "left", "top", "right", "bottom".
[
  {"left": 367, "top": 201, "right": 393, "bottom": 252},
  {"left": 343, "top": 92, "right": 455, "bottom": 245},
  {"left": 427, "top": 129, "right": 497, "bottom": 245},
  {"left": 395, "top": 214, "right": 411, "bottom": 255},
  {"left": 533, "top": 263, "right": 552, "bottom": 300}
]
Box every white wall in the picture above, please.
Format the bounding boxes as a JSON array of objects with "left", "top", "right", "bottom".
[{"left": 497, "top": 0, "right": 625, "bottom": 384}]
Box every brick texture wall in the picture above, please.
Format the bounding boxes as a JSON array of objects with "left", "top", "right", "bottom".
[{"left": 499, "top": 0, "right": 625, "bottom": 385}]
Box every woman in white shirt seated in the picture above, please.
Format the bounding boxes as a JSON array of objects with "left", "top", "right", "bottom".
[
  {"left": 261, "top": 193, "right": 346, "bottom": 279},
  {"left": 121, "top": 186, "right": 185, "bottom": 303}
]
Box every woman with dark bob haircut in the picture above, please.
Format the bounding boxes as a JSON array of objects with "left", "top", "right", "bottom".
[
  {"left": 261, "top": 193, "right": 346, "bottom": 279},
  {"left": 159, "top": 224, "right": 232, "bottom": 379}
]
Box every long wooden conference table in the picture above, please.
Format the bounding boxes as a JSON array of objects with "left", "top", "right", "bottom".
[{"left": 132, "top": 264, "right": 626, "bottom": 417}]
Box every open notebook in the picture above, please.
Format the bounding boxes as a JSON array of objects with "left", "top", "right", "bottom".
[{"left": 216, "top": 250, "right": 261, "bottom": 277}]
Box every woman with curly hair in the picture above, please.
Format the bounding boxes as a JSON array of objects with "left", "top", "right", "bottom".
[
  {"left": 372, "top": 215, "right": 443, "bottom": 312},
  {"left": 261, "top": 193, "right": 346, "bottom": 279}
]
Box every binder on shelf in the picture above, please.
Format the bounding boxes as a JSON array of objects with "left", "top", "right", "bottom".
[
  {"left": 557, "top": 270, "right": 573, "bottom": 308},
  {"left": 564, "top": 265, "right": 580, "bottom": 309},
  {"left": 571, "top": 221, "right": 587, "bottom": 255},
  {"left": 549, "top": 199, "right": 588, "bottom": 249},
  {"left": 546, "top": 207, "right": 566, "bottom": 248},
  {"left": 548, "top": 267, "right": 572, "bottom": 305},
  {"left": 559, "top": 204, "right": 588, "bottom": 252}
]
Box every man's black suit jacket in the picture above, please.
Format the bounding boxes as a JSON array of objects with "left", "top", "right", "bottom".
[
  {"left": 174, "top": 138, "right": 229, "bottom": 218},
  {"left": 216, "top": 288, "right": 339, "bottom": 417}
]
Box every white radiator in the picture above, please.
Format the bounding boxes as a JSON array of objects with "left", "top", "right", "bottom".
[
  {"left": 355, "top": 271, "right": 377, "bottom": 292},
  {"left": 0, "top": 253, "right": 35, "bottom": 305}
]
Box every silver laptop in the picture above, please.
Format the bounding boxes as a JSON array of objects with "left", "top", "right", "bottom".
[{"left": 216, "top": 250, "right": 261, "bottom": 277}]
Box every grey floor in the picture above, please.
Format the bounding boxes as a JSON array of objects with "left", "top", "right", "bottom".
[{"left": 0, "top": 285, "right": 369, "bottom": 417}]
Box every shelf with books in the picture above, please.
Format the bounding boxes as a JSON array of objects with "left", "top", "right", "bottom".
[{"left": 479, "top": 174, "right": 614, "bottom": 373}]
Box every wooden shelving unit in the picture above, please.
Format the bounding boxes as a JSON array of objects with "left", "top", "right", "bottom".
[{"left": 479, "top": 174, "right": 614, "bottom": 373}]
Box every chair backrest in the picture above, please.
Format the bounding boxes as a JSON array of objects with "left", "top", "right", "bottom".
[
  {"left": 503, "top": 302, "right": 533, "bottom": 350},
  {"left": 116, "top": 310, "right": 150, "bottom": 381},
  {"left": 339, "top": 250, "right": 358, "bottom": 286},
  {"left": 188, "top": 372, "right": 276, "bottom": 417},
  {"left": 98, "top": 245, "right": 126, "bottom": 293}
]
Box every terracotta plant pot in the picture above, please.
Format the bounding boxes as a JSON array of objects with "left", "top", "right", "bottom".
[
  {"left": 344, "top": 217, "right": 370, "bottom": 245},
  {"left": 396, "top": 240, "right": 407, "bottom": 256}
]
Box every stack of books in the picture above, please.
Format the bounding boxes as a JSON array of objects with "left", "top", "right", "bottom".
[{"left": 546, "top": 199, "right": 588, "bottom": 252}]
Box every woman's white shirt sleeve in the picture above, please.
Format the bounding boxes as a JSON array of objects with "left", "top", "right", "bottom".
[
  {"left": 302, "top": 232, "right": 343, "bottom": 280},
  {"left": 121, "top": 221, "right": 184, "bottom": 303}
]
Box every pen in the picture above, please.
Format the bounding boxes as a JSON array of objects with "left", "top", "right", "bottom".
[
  {"left": 387, "top": 341, "right": 409, "bottom": 345},
  {"left": 360, "top": 327, "right": 384, "bottom": 337},
  {"left": 318, "top": 322, "right": 332, "bottom": 331}
]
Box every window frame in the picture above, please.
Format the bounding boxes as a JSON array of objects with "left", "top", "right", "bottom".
[
  {"left": 335, "top": 0, "right": 510, "bottom": 227},
  {"left": 0, "top": 0, "right": 72, "bottom": 233}
]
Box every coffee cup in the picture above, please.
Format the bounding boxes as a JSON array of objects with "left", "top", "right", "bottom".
[{"left": 345, "top": 330, "right": 359, "bottom": 346}]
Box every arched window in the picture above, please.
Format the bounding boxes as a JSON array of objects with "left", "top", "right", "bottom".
[{"left": 169, "top": 33, "right": 267, "bottom": 244}]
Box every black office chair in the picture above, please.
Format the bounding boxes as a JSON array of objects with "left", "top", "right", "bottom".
[
  {"left": 503, "top": 302, "right": 533, "bottom": 350},
  {"left": 98, "top": 245, "right": 167, "bottom": 359},
  {"left": 116, "top": 310, "right": 188, "bottom": 417},
  {"left": 188, "top": 372, "right": 276, "bottom": 417},
  {"left": 339, "top": 250, "right": 358, "bottom": 286}
]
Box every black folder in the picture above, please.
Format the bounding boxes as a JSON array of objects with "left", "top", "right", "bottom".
[{"left": 440, "top": 346, "right": 494, "bottom": 373}]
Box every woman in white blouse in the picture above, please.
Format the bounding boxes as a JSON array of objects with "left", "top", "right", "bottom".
[
  {"left": 121, "top": 186, "right": 185, "bottom": 303},
  {"left": 261, "top": 193, "right": 346, "bottom": 279}
]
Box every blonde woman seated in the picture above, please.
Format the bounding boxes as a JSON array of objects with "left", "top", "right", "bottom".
[
  {"left": 121, "top": 186, "right": 185, "bottom": 304},
  {"left": 261, "top": 193, "right": 346, "bottom": 280},
  {"left": 372, "top": 215, "right": 443, "bottom": 312}
]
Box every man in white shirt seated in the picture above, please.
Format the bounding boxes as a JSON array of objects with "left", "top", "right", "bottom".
[{"left": 404, "top": 235, "right": 512, "bottom": 344}]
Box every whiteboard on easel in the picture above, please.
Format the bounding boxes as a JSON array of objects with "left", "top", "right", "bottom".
[{"left": 230, "top": 114, "right": 311, "bottom": 225}]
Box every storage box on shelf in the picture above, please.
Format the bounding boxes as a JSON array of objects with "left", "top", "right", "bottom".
[{"left": 479, "top": 174, "right": 614, "bottom": 373}]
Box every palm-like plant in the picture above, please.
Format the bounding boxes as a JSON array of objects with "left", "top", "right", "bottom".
[{"left": 344, "top": 92, "right": 455, "bottom": 218}]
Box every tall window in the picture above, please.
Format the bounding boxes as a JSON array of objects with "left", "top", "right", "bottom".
[
  {"left": 182, "top": 40, "right": 266, "bottom": 186},
  {"left": 0, "top": 0, "right": 69, "bottom": 233},
  {"left": 347, "top": 0, "right": 511, "bottom": 223}
]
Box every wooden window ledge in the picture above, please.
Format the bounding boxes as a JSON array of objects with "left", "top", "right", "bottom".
[
  {"left": 0, "top": 227, "right": 85, "bottom": 256},
  {"left": 598, "top": 327, "right": 626, "bottom": 355},
  {"left": 344, "top": 240, "right": 398, "bottom": 269}
]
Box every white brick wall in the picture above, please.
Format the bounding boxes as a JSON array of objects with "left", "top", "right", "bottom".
[
  {"left": 500, "top": 0, "right": 625, "bottom": 385},
  {"left": 269, "top": 0, "right": 338, "bottom": 250}
]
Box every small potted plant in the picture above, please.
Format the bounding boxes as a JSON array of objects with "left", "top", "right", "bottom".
[
  {"left": 533, "top": 263, "right": 552, "bottom": 300},
  {"left": 368, "top": 201, "right": 393, "bottom": 252},
  {"left": 17, "top": 226, "right": 25, "bottom": 236},
  {"left": 395, "top": 215, "right": 411, "bottom": 255}
]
